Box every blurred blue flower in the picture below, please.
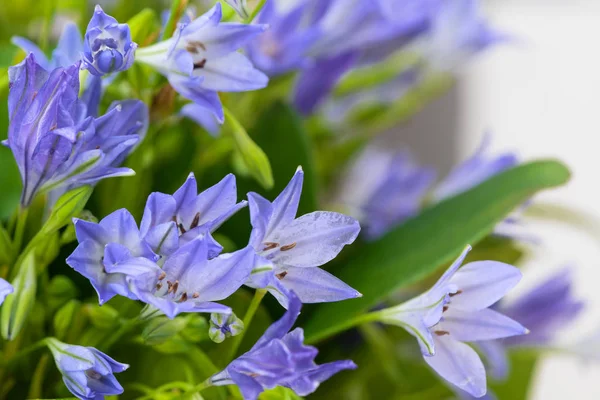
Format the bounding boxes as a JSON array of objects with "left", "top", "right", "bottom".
[
  {"left": 477, "top": 269, "right": 584, "bottom": 380},
  {"left": 122, "top": 237, "right": 255, "bottom": 319},
  {"left": 67, "top": 209, "right": 159, "bottom": 304},
  {"left": 82, "top": 5, "right": 137, "bottom": 76},
  {"left": 246, "top": 167, "right": 361, "bottom": 308},
  {"left": 433, "top": 135, "right": 518, "bottom": 202},
  {"left": 47, "top": 338, "right": 128, "bottom": 400},
  {"left": 12, "top": 22, "right": 83, "bottom": 69},
  {"left": 139, "top": 173, "right": 246, "bottom": 257},
  {"left": 210, "top": 291, "right": 356, "bottom": 400},
  {"left": 338, "top": 147, "right": 436, "bottom": 240},
  {"left": 136, "top": 3, "right": 268, "bottom": 123},
  {"left": 0, "top": 279, "right": 13, "bottom": 305},
  {"left": 377, "top": 245, "right": 528, "bottom": 397},
  {"left": 4, "top": 55, "right": 147, "bottom": 206}
]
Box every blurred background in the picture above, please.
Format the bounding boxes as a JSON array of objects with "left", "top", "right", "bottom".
[
  {"left": 391, "top": 0, "right": 600, "bottom": 398},
  {"left": 0, "top": 0, "right": 598, "bottom": 398}
]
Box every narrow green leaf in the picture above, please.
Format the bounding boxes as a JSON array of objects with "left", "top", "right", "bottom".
[
  {"left": 126, "top": 8, "right": 159, "bottom": 44},
  {"left": 224, "top": 107, "right": 274, "bottom": 189},
  {"left": 1, "top": 251, "right": 36, "bottom": 340},
  {"left": 42, "top": 186, "right": 93, "bottom": 235},
  {"left": 0, "top": 223, "right": 14, "bottom": 264},
  {"left": 490, "top": 350, "right": 538, "bottom": 399},
  {"left": 53, "top": 300, "right": 81, "bottom": 340},
  {"left": 304, "top": 160, "right": 571, "bottom": 342}
]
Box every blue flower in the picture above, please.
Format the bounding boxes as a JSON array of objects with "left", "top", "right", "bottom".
[
  {"left": 210, "top": 292, "right": 356, "bottom": 400},
  {"left": 0, "top": 279, "right": 13, "bottom": 305},
  {"left": 12, "top": 22, "right": 83, "bottom": 69},
  {"left": 4, "top": 54, "right": 147, "bottom": 206},
  {"left": 46, "top": 338, "right": 128, "bottom": 400},
  {"left": 67, "top": 209, "right": 159, "bottom": 304},
  {"left": 136, "top": 3, "right": 268, "bottom": 123},
  {"left": 477, "top": 268, "right": 584, "bottom": 381},
  {"left": 139, "top": 173, "right": 247, "bottom": 257},
  {"left": 82, "top": 5, "right": 137, "bottom": 76},
  {"left": 338, "top": 147, "right": 436, "bottom": 240},
  {"left": 376, "top": 245, "right": 528, "bottom": 397},
  {"left": 246, "top": 167, "right": 361, "bottom": 308},
  {"left": 433, "top": 135, "right": 518, "bottom": 202},
  {"left": 121, "top": 237, "right": 255, "bottom": 319}
]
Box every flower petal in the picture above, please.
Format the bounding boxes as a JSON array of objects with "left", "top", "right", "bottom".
[
  {"left": 276, "top": 266, "right": 360, "bottom": 303},
  {"left": 266, "top": 167, "right": 303, "bottom": 238},
  {"left": 251, "top": 291, "right": 302, "bottom": 351},
  {"left": 438, "top": 308, "right": 528, "bottom": 342},
  {"left": 269, "top": 211, "right": 360, "bottom": 268},
  {"left": 194, "top": 51, "right": 268, "bottom": 92},
  {"left": 423, "top": 335, "right": 487, "bottom": 398},
  {"left": 288, "top": 360, "right": 357, "bottom": 396},
  {"left": 450, "top": 261, "right": 522, "bottom": 311}
]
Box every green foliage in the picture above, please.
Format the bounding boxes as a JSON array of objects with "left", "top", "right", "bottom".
[
  {"left": 1, "top": 252, "right": 36, "bottom": 340},
  {"left": 304, "top": 160, "right": 571, "bottom": 342}
]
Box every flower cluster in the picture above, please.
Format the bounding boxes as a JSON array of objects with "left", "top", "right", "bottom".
[{"left": 375, "top": 246, "right": 528, "bottom": 397}]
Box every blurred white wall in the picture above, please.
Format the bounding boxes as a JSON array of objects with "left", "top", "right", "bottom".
[{"left": 459, "top": 0, "right": 600, "bottom": 398}]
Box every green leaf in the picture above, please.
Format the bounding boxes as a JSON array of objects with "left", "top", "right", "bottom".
[
  {"left": 247, "top": 101, "right": 318, "bottom": 214},
  {"left": 126, "top": 8, "right": 160, "bottom": 44},
  {"left": 490, "top": 350, "right": 538, "bottom": 399},
  {"left": 303, "top": 160, "right": 571, "bottom": 342},
  {"left": 142, "top": 316, "right": 190, "bottom": 346},
  {"left": 224, "top": 107, "right": 274, "bottom": 189},
  {"left": 42, "top": 186, "right": 93, "bottom": 235},
  {"left": 0, "top": 223, "right": 14, "bottom": 264},
  {"left": 1, "top": 251, "right": 36, "bottom": 340},
  {"left": 53, "top": 300, "right": 81, "bottom": 340},
  {"left": 84, "top": 303, "right": 120, "bottom": 330}
]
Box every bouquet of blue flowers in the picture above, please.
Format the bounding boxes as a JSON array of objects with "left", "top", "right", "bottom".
[{"left": 0, "top": 1, "right": 580, "bottom": 399}]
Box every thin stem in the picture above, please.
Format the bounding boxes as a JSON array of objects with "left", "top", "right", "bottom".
[
  {"left": 0, "top": 338, "right": 48, "bottom": 368},
  {"left": 27, "top": 353, "right": 49, "bottom": 399},
  {"left": 305, "top": 311, "right": 382, "bottom": 345},
  {"left": 181, "top": 379, "right": 212, "bottom": 399},
  {"left": 163, "top": 0, "right": 188, "bottom": 39},
  {"left": 247, "top": 0, "right": 267, "bottom": 23},
  {"left": 12, "top": 206, "right": 28, "bottom": 254},
  {"left": 226, "top": 289, "right": 267, "bottom": 362}
]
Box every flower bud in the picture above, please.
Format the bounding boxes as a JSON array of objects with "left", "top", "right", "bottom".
[
  {"left": 83, "top": 5, "right": 137, "bottom": 76},
  {"left": 209, "top": 312, "right": 244, "bottom": 343},
  {"left": 1, "top": 252, "right": 36, "bottom": 340}
]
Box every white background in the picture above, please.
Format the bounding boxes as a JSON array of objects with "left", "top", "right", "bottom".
[{"left": 461, "top": 0, "right": 600, "bottom": 398}]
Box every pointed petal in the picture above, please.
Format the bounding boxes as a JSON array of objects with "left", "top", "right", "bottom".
[
  {"left": 438, "top": 308, "right": 528, "bottom": 342},
  {"left": 162, "top": 236, "right": 210, "bottom": 281},
  {"left": 289, "top": 360, "right": 357, "bottom": 396},
  {"left": 423, "top": 336, "right": 487, "bottom": 398},
  {"left": 180, "top": 103, "right": 221, "bottom": 136},
  {"left": 173, "top": 172, "right": 198, "bottom": 212},
  {"left": 380, "top": 309, "right": 436, "bottom": 356},
  {"left": 247, "top": 192, "right": 273, "bottom": 248},
  {"left": 267, "top": 167, "right": 303, "bottom": 238},
  {"left": 191, "top": 246, "right": 256, "bottom": 302},
  {"left": 269, "top": 211, "right": 360, "bottom": 268},
  {"left": 252, "top": 291, "right": 302, "bottom": 350},
  {"left": 140, "top": 192, "right": 177, "bottom": 236},
  {"left": 11, "top": 36, "right": 49, "bottom": 68},
  {"left": 81, "top": 74, "right": 103, "bottom": 117},
  {"left": 144, "top": 222, "right": 180, "bottom": 256},
  {"left": 53, "top": 22, "right": 83, "bottom": 67},
  {"left": 168, "top": 75, "right": 224, "bottom": 122},
  {"left": 195, "top": 52, "right": 268, "bottom": 92},
  {"left": 194, "top": 22, "right": 268, "bottom": 59},
  {"left": 277, "top": 266, "right": 360, "bottom": 303},
  {"left": 228, "top": 369, "right": 264, "bottom": 400},
  {"left": 450, "top": 261, "right": 522, "bottom": 311},
  {"left": 73, "top": 218, "right": 109, "bottom": 245}
]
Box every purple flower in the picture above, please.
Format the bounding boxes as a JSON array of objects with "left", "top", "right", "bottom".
[
  {"left": 121, "top": 237, "right": 255, "bottom": 319},
  {"left": 376, "top": 245, "right": 527, "bottom": 397},
  {"left": 338, "top": 147, "right": 436, "bottom": 240},
  {"left": 139, "top": 173, "right": 247, "bottom": 257},
  {"left": 67, "top": 209, "right": 159, "bottom": 304},
  {"left": 433, "top": 135, "right": 518, "bottom": 202},
  {"left": 136, "top": 3, "right": 268, "bottom": 123},
  {"left": 210, "top": 292, "right": 356, "bottom": 400},
  {"left": 246, "top": 167, "right": 361, "bottom": 307},
  {"left": 477, "top": 269, "right": 584, "bottom": 380},
  {"left": 421, "top": 0, "right": 505, "bottom": 71},
  {"left": 0, "top": 279, "right": 13, "bottom": 305},
  {"left": 4, "top": 55, "right": 147, "bottom": 206},
  {"left": 246, "top": 0, "right": 322, "bottom": 76},
  {"left": 82, "top": 5, "right": 137, "bottom": 76},
  {"left": 46, "top": 338, "right": 128, "bottom": 400},
  {"left": 12, "top": 22, "right": 83, "bottom": 69}
]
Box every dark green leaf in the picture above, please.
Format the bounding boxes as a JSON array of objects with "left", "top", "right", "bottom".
[{"left": 304, "top": 160, "right": 571, "bottom": 342}]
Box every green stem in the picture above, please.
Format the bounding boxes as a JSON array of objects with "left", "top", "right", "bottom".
[
  {"left": 163, "top": 0, "right": 188, "bottom": 39},
  {"left": 305, "top": 311, "right": 381, "bottom": 345},
  {"left": 226, "top": 289, "right": 267, "bottom": 362},
  {"left": 27, "top": 353, "right": 49, "bottom": 399},
  {"left": 181, "top": 379, "right": 212, "bottom": 399},
  {"left": 12, "top": 207, "right": 28, "bottom": 254},
  {"left": 247, "top": 0, "right": 267, "bottom": 23}
]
